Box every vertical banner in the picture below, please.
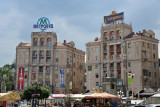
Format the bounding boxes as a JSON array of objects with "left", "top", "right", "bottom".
[
  {"left": 18, "top": 67, "right": 24, "bottom": 90},
  {"left": 69, "top": 82, "right": 72, "bottom": 89},
  {"left": 128, "top": 73, "right": 132, "bottom": 84},
  {"left": 60, "top": 69, "right": 65, "bottom": 87}
]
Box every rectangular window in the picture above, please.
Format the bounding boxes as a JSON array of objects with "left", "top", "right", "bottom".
[
  {"left": 96, "top": 82, "right": 99, "bottom": 86},
  {"left": 40, "top": 58, "right": 44, "bottom": 63},
  {"left": 88, "top": 66, "right": 92, "bottom": 71},
  {"left": 40, "top": 51, "right": 44, "bottom": 57},
  {"left": 95, "top": 73, "right": 99, "bottom": 78},
  {"left": 153, "top": 54, "right": 155, "bottom": 59},
  {"left": 95, "top": 64, "right": 98, "bottom": 69},
  {"left": 128, "top": 62, "right": 131, "bottom": 67},
  {"left": 33, "top": 50, "right": 37, "bottom": 57},
  {"left": 34, "top": 41, "right": 37, "bottom": 47},
  {"left": 128, "top": 52, "right": 132, "bottom": 58},
  {"left": 56, "top": 58, "right": 59, "bottom": 63},
  {"left": 46, "top": 66, "right": 50, "bottom": 73},
  {"left": 48, "top": 41, "right": 51, "bottom": 46},
  {"left": 25, "top": 59, "right": 28, "bottom": 63},
  {"left": 96, "top": 56, "right": 98, "bottom": 60},
  {"left": 25, "top": 51, "right": 29, "bottom": 55},
  {"left": 153, "top": 44, "right": 155, "bottom": 49},
  {"left": 33, "top": 58, "right": 37, "bottom": 63},
  {"left": 154, "top": 63, "right": 156, "bottom": 68},
  {"left": 39, "top": 66, "right": 43, "bottom": 72},
  {"left": 32, "top": 66, "right": 36, "bottom": 72},
  {"left": 128, "top": 43, "right": 131, "bottom": 48},
  {"left": 56, "top": 51, "right": 59, "bottom": 55},
  {"left": 96, "top": 47, "right": 99, "bottom": 52},
  {"left": 46, "top": 58, "right": 51, "bottom": 62},
  {"left": 46, "top": 50, "right": 51, "bottom": 56}
]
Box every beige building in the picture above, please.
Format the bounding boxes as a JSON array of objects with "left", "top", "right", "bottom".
[
  {"left": 16, "top": 30, "right": 85, "bottom": 94},
  {"left": 86, "top": 22, "right": 159, "bottom": 96}
]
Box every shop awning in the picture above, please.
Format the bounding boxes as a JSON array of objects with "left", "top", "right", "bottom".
[{"left": 0, "top": 92, "right": 21, "bottom": 101}]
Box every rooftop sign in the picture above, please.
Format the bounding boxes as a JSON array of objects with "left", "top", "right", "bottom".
[
  {"left": 33, "top": 17, "right": 53, "bottom": 30},
  {"left": 104, "top": 11, "right": 124, "bottom": 24}
]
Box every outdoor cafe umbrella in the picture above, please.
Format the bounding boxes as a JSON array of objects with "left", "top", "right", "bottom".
[
  {"left": 51, "top": 94, "right": 66, "bottom": 98},
  {"left": 85, "top": 92, "right": 119, "bottom": 99}
]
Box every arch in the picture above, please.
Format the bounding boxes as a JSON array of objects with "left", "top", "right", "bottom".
[
  {"left": 47, "top": 37, "right": 51, "bottom": 46},
  {"left": 110, "top": 31, "right": 114, "bottom": 40},
  {"left": 33, "top": 38, "right": 38, "bottom": 47},
  {"left": 103, "top": 32, "right": 108, "bottom": 41},
  {"left": 40, "top": 38, "right": 45, "bottom": 46},
  {"left": 116, "top": 30, "right": 121, "bottom": 40}
]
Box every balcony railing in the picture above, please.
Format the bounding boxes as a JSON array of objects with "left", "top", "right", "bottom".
[{"left": 103, "top": 77, "right": 117, "bottom": 82}]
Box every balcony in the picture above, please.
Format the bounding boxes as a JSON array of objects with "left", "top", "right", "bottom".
[
  {"left": 103, "top": 77, "right": 117, "bottom": 82},
  {"left": 116, "top": 48, "right": 121, "bottom": 52},
  {"left": 144, "top": 75, "right": 149, "bottom": 80}
]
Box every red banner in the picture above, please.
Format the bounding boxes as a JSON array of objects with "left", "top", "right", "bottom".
[{"left": 18, "top": 67, "right": 24, "bottom": 90}]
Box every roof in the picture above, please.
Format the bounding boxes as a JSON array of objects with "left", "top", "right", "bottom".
[
  {"left": 57, "top": 42, "right": 65, "bottom": 47},
  {"left": 18, "top": 42, "right": 31, "bottom": 47}
]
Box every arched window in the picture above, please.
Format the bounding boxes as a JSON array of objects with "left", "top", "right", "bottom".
[
  {"left": 33, "top": 38, "right": 38, "bottom": 47},
  {"left": 103, "top": 32, "right": 108, "bottom": 41},
  {"left": 40, "top": 38, "right": 45, "bottom": 46},
  {"left": 117, "top": 30, "right": 121, "bottom": 40},
  {"left": 110, "top": 31, "right": 114, "bottom": 40},
  {"left": 47, "top": 38, "right": 51, "bottom": 46}
]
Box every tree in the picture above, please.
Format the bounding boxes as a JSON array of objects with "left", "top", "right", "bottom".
[
  {"left": 0, "top": 66, "right": 14, "bottom": 92},
  {"left": 22, "top": 85, "right": 50, "bottom": 101}
]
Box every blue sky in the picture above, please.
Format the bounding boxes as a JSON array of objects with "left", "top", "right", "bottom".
[{"left": 0, "top": 0, "right": 160, "bottom": 67}]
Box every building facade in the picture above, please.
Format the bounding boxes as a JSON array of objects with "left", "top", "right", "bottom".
[
  {"left": 16, "top": 30, "right": 85, "bottom": 94},
  {"left": 86, "top": 21, "right": 159, "bottom": 96}
]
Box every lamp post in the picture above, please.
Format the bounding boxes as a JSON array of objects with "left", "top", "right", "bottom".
[{"left": 117, "top": 90, "right": 124, "bottom": 98}]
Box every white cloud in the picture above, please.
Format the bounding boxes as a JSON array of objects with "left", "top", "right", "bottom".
[{"left": 0, "top": 9, "right": 27, "bottom": 67}]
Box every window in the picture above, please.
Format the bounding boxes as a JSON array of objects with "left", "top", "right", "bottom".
[
  {"left": 95, "top": 64, "right": 98, "bottom": 69},
  {"left": 128, "top": 52, "right": 132, "bottom": 58},
  {"left": 46, "top": 58, "right": 51, "bottom": 62},
  {"left": 96, "top": 56, "right": 98, "bottom": 60},
  {"left": 31, "top": 74, "right": 36, "bottom": 80},
  {"left": 74, "top": 72, "right": 75, "bottom": 76},
  {"left": 154, "top": 63, "right": 156, "bottom": 68},
  {"left": 40, "top": 38, "right": 45, "bottom": 46},
  {"left": 96, "top": 47, "right": 99, "bottom": 52},
  {"left": 33, "top": 58, "right": 37, "bottom": 63},
  {"left": 149, "top": 72, "right": 151, "bottom": 77},
  {"left": 40, "top": 51, "right": 44, "bottom": 57},
  {"left": 128, "top": 43, "right": 131, "bottom": 48},
  {"left": 46, "top": 50, "right": 51, "bottom": 56},
  {"left": 39, "top": 66, "right": 43, "bottom": 72},
  {"left": 153, "top": 44, "right": 155, "bottom": 49},
  {"left": 25, "top": 59, "right": 28, "bottom": 63},
  {"left": 95, "top": 73, "right": 99, "bottom": 78},
  {"left": 153, "top": 54, "right": 155, "bottom": 59},
  {"left": 40, "top": 58, "right": 44, "bottom": 63},
  {"left": 33, "top": 38, "right": 38, "bottom": 47},
  {"left": 32, "top": 66, "right": 36, "bottom": 72},
  {"left": 56, "top": 58, "right": 59, "bottom": 63},
  {"left": 128, "top": 62, "right": 131, "bottom": 67},
  {"left": 96, "top": 82, "right": 99, "bottom": 86},
  {"left": 25, "top": 51, "right": 29, "bottom": 55},
  {"left": 147, "top": 43, "right": 149, "bottom": 48},
  {"left": 88, "top": 66, "right": 92, "bottom": 71},
  {"left": 33, "top": 50, "right": 37, "bottom": 57},
  {"left": 56, "top": 51, "right": 59, "bottom": 55},
  {"left": 46, "top": 66, "right": 50, "bottom": 73},
  {"left": 55, "top": 82, "right": 58, "bottom": 87},
  {"left": 24, "top": 75, "right": 27, "bottom": 79},
  {"left": 47, "top": 38, "right": 51, "bottom": 46}
]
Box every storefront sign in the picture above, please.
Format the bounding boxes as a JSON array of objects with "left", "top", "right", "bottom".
[
  {"left": 33, "top": 17, "right": 53, "bottom": 30},
  {"left": 18, "top": 67, "right": 24, "bottom": 90},
  {"left": 69, "top": 82, "right": 72, "bottom": 89},
  {"left": 104, "top": 12, "right": 124, "bottom": 24},
  {"left": 128, "top": 73, "right": 132, "bottom": 84}
]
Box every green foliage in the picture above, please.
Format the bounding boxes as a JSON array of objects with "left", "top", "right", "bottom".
[
  {"left": 22, "top": 85, "right": 50, "bottom": 101},
  {"left": 0, "top": 65, "right": 14, "bottom": 92}
]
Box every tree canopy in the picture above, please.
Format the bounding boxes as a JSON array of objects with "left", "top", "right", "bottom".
[
  {"left": 0, "top": 65, "right": 14, "bottom": 92},
  {"left": 21, "top": 85, "right": 50, "bottom": 101}
]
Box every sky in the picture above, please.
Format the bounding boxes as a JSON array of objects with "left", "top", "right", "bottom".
[{"left": 0, "top": 0, "right": 160, "bottom": 67}]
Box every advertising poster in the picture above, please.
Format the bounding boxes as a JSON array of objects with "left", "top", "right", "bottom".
[{"left": 18, "top": 67, "right": 24, "bottom": 90}]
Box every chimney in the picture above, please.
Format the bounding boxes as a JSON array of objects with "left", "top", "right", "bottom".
[{"left": 64, "top": 40, "right": 66, "bottom": 44}]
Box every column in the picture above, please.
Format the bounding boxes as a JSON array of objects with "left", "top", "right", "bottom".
[{"left": 43, "top": 66, "right": 46, "bottom": 87}]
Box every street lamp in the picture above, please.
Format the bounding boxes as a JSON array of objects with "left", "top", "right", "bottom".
[{"left": 117, "top": 90, "right": 124, "bottom": 98}]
